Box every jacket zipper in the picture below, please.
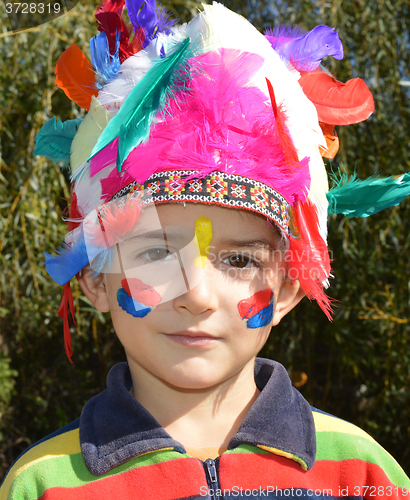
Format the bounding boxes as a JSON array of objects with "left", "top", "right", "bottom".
[{"left": 203, "top": 457, "right": 222, "bottom": 499}]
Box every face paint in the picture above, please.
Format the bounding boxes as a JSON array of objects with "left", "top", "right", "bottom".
[
  {"left": 117, "top": 278, "right": 161, "bottom": 318},
  {"left": 238, "top": 289, "right": 274, "bottom": 329},
  {"left": 122, "top": 278, "right": 161, "bottom": 306},
  {"left": 194, "top": 216, "right": 213, "bottom": 268}
]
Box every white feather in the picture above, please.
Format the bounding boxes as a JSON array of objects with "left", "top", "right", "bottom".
[
  {"left": 97, "top": 51, "right": 154, "bottom": 113},
  {"left": 73, "top": 163, "right": 114, "bottom": 217},
  {"left": 70, "top": 159, "right": 90, "bottom": 183},
  {"left": 64, "top": 225, "right": 81, "bottom": 245}
]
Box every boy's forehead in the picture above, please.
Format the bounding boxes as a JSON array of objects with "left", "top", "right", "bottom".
[{"left": 135, "top": 202, "right": 280, "bottom": 243}]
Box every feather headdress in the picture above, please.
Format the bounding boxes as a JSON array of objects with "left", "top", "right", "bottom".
[{"left": 36, "top": 0, "right": 406, "bottom": 361}]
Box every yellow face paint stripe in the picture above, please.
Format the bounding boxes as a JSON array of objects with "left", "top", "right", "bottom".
[{"left": 194, "top": 216, "right": 213, "bottom": 268}]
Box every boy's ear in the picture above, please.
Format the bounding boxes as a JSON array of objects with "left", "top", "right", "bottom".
[
  {"left": 77, "top": 268, "right": 110, "bottom": 313},
  {"left": 272, "top": 278, "right": 305, "bottom": 326}
]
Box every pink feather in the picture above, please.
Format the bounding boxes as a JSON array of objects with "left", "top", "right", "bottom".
[
  {"left": 101, "top": 164, "right": 134, "bottom": 201},
  {"left": 94, "top": 49, "right": 311, "bottom": 203},
  {"left": 84, "top": 195, "right": 142, "bottom": 247},
  {"left": 90, "top": 137, "right": 119, "bottom": 176}
]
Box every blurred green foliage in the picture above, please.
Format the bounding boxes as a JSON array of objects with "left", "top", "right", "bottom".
[{"left": 0, "top": 0, "right": 409, "bottom": 481}]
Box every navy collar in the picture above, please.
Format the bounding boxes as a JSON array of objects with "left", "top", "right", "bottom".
[{"left": 80, "top": 358, "right": 316, "bottom": 476}]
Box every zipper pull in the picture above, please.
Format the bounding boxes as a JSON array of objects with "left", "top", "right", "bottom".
[
  {"left": 204, "top": 458, "right": 222, "bottom": 499},
  {"left": 205, "top": 458, "right": 217, "bottom": 484}
]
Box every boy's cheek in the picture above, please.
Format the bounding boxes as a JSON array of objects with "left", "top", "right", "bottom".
[
  {"left": 116, "top": 278, "right": 161, "bottom": 318},
  {"left": 237, "top": 289, "right": 275, "bottom": 329}
]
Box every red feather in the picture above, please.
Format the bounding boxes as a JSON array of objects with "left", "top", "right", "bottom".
[
  {"left": 55, "top": 44, "right": 98, "bottom": 110},
  {"left": 96, "top": 0, "right": 125, "bottom": 16},
  {"left": 67, "top": 187, "right": 84, "bottom": 233},
  {"left": 58, "top": 282, "right": 76, "bottom": 363},
  {"left": 266, "top": 78, "right": 300, "bottom": 164},
  {"left": 298, "top": 69, "right": 374, "bottom": 125},
  {"left": 287, "top": 198, "right": 333, "bottom": 319},
  {"left": 95, "top": 7, "right": 143, "bottom": 63}
]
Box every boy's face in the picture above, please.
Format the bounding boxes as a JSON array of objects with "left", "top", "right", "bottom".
[{"left": 84, "top": 203, "right": 302, "bottom": 390}]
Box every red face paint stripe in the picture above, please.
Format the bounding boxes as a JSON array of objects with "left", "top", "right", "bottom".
[
  {"left": 237, "top": 289, "right": 273, "bottom": 319},
  {"left": 218, "top": 454, "right": 405, "bottom": 494},
  {"left": 121, "top": 278, "right": 162, "bottom": 306},
  {"left": 40, "top": 458, "right": 207, "bottom": 500}
]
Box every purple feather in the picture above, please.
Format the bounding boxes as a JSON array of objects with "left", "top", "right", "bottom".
[
  {"left": 125, "top": 0, "right": 175, "bottom": 48},
  {"left": 266, "top": 25, "right": 344, "bottom": 71},
  {"left": 155, "top": 5, "right": 175, "bottom": 34},
  {"left": 265, "top": 26, "right": 305, "bottom": 49}
]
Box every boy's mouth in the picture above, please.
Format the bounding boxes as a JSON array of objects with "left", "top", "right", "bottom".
[{"left": 163, "top": 330, "right": 220, "bottom": 347}]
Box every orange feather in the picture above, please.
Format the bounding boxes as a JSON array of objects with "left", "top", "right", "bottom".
[
  {"left": 319, "top": 122, "right": 339, "bottom": 159},
  {"left": 55, "top": 44, "right": 98, "bottom": 110}
]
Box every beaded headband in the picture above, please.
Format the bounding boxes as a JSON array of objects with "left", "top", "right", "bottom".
[{"left": 110, "top": 171, "right": 291, "bottom": 232}]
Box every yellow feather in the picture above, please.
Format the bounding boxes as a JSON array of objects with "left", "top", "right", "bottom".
[{"left": 70, "top": 96, "right": 114, "bottom": 174}]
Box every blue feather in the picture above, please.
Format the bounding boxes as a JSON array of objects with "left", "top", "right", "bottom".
[
  {"left": 90, "top": 32, "right": 121, "bottom": 89},
  {"left": 327, "top": 171, "right": 410, "bottom": 218},
  {"left": 34, "top": 117, "right": 82, "bottom": 163},
  {"left": 43, "top": 232, "right": 101, "bottom": 286}
]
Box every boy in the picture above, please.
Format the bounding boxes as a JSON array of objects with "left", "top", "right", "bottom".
[{"left": 1, "top": 1, "right": 410, "bottom": 499}]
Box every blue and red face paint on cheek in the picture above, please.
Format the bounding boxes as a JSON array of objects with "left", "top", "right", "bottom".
[
  {"left": 117, "top": 278, "right": 162, "bottom": 318},
  {"left": 237, "top": 289, "right": 274, "bottom": 328}
]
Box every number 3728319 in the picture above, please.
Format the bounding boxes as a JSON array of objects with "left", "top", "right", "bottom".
[{"left": 5, "top": 3, "right": 61, "bottom": 14}]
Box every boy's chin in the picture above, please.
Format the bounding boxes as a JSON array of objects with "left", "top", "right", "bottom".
[
  {"left": 163, "top": 373, "right": 234, "bottom": 392},
  {"left": 154, "top": 357, "right": 255, "bottom": 392}
]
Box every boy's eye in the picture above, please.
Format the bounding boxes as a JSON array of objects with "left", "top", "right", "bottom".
[
  {"left": 139, "top": 247, "right": 176, "bottom": 262},
  {"left": 223, "top": 255, "right": 258, "bottom": 268}
]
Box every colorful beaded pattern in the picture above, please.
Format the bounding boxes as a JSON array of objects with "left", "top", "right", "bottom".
[{"left": 111, "top": 170, "right": 290, "bottom": 231}]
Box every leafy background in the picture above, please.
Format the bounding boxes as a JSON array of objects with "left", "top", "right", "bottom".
[{"left": 0, "top": 0, "right": 409, "bottom": 480}]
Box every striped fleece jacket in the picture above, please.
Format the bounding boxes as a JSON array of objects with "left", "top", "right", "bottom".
[{"left": 1, "top": 358, "right": 409, "bottom": 499}]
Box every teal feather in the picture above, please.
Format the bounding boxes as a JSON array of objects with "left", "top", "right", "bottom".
[
  {"left": 327, "top": 170, "right": 410, "bottom": 218},
  {"left": 88, "top": 37, "right": 192, "bottom": 172},
  {"left": 34, "top": 117, "right": 83, "bottom": 164}
]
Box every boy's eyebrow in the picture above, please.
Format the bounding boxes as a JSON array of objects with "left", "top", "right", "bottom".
[
  {"left": 124, "top": 229, "right": 277, "bottom": 249},
  {"left": 125, "top": 227, "right": 194, "bottom": 241},
  {"left": 219, "top": 237, "right": 278, "bottom": 251}
]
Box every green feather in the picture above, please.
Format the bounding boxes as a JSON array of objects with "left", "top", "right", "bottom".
[
  {"left": 34, "top": 117, "right": 82, "bottom": 163},
  {"left": 88, "top": 37, "right": 192, "bottom": 172},
  {"left": 327, "top": 170, "right": 410, "bottom": 218}
]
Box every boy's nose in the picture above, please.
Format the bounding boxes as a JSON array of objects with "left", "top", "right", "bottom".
[{"left": 173, "top": 262, "right": 219, "bottom": 316}]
